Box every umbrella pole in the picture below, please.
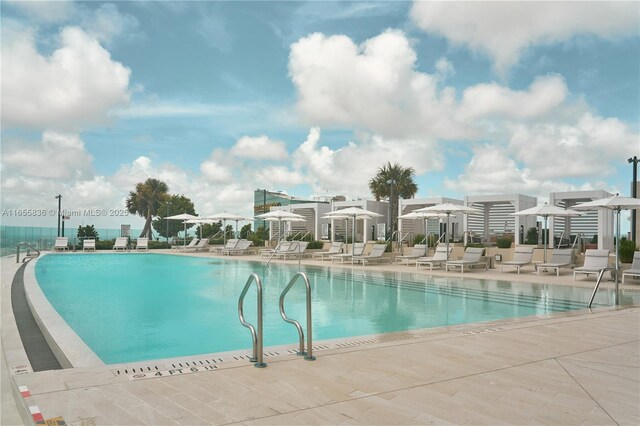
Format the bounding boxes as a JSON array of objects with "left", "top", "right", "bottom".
[
  {"left": 183, "top": 221, "right": 186, "bottom": 247},
  {"left": 446, "top": 213, "right": 450, "bottom": 260},
  {"left": 615, "top": 208, "right": 620, "bottom": 305},
  {"left": 352, "top": 216, "right": 355, "bottom": 254},
  {"left": 543, "top": 216, "right": 548, "bottom": 263}
]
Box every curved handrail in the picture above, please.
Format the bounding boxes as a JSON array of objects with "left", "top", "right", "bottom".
[
  {"left": 587, "top": 267, "right": 616, "bottom": 308},
  {"left": 237, "top": 273, "right": 266, "bottom": 368},
  {"left": 279, "top": 272, "right": 315, "bottom": 361},
  {"left": 16, "top": 242, "right": 41, "bottom": 264}
]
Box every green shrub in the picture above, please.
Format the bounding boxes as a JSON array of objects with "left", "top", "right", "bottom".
[
  {"left": 96, "top": 240, "right": 114, "bottom": 250},
  {"left": 465, "top": 243, "right": 485, "bottom": 248},
  {"left": 619, "top": 238, "right": 638, "bottom": 263},
  {"left": 307, "top": 240, "right": 324, "bottom": 249},
  {"left": 496, "top": 237, "right": 513, "bottom": 249},
  {"left": 413, "top": 234, "right": 426, "bottom": 246},
  {"left": 148, "top": 241, "right": 170, "bottom": 249}
]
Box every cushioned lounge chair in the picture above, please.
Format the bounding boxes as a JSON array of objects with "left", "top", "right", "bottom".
[
  {"left": 113, "top": 237, "right": 128, "bottom": 251},
  {"left": 212, "top": 239, "right": 239, "bottom": 254},
  {"left": 445, "top": 247, "right": 486, "bottom": 274},
  {"left": 83, "top": 239, "right": 96, "bottom": 252},
  {"left": 395, "top": 244, "right": 427, "bottom": 265},
  {"left": 186, "top": 238, "right": 209, "bottom": 252},
  {"left": 331, "top": 243, "right": 365, "bottom": 263},
  {"left": 261, "top": 241, "right": 291, "bottom": 258},
  {"left": 536, "top": 249, "right": 572, "bottom": 276},
  {"left": 275, "top": 241, "right": 309, "bottom": 260},
  {"left": 53, "top": 237, "right": 69, "bottom": 251},
  {"left": 574, "top": 249, "right": 610, "bottom": 281},
  {"left": 416, "top": 245, "right": 452, "bottom": 270},
  {"left": 312, "top": 242, "right": 344, "bottom": 260},
  {"left": 352, "top": 244, "right": 390, "bottom": 265},
  {"left": 223, "top": 239, "right": 253, "bottom": 255},
  {"left": 501, "top": 246, "right": 535, "bottom": 274},
  {"left": 622, "top": 252, "right": 640, "bottom": 283},
  {"left": 136, "top": 237, "right": 149, "bottom": 251},
  {"left": 174, "top": 239, "right": 199, "bottom": 250}
]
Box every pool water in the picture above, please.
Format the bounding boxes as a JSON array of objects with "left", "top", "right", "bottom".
[{"left": 34, "top": 253, "right": 626, "bottom": 364}]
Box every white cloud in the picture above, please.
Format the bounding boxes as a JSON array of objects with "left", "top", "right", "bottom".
[
  {"left": 255, "top": 166, "right": 305, "bottom": 187},
  {"left": 1, "top": 26, "right": 131, "bottom": 131},
  {"left": 82, "top": 3, "right": 141, "bottom": 45},
  {"left": 1, "top": 132, "right": 92, "bottom": 179},
  {"left": 293, "top": 127, "right": 443, "bottom": 197},
  {"left": 459, "top": 75, "right": 568, "bottom": 120},
  {"left": 4, "top": 0, "right": 73, "bottom": 24},
  {"left": 411, "top": 1, "right": 639, "bottom": 75},
  {"left": 230, "top": 135, "right": 289, "bottom": 160},
  {"left": 289, "top": 30, "right": 472, "bottom": 140}
]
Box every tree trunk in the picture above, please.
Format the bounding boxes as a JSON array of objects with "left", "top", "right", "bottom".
[{"left": 140, "top": 211, "right": 153, "bottom": 238}]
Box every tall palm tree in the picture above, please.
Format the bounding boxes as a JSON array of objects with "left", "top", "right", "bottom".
[
  {"left": 126, "top": 178, "right": 169, "bottom": 238},
  {"left": 368, "top": 162, "right": 418, "bottom": 236}
]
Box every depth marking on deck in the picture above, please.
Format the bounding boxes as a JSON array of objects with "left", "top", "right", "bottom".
[{"left": 129, "top": 364, "right": 218, "bottom": 380}]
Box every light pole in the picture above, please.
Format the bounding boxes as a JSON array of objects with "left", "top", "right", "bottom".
[
  {"left": 629, "top": 156, "right": 639, "bottom": 243},
  {"left": 165, "top": 200, "right": 172, "bottom": 244},
  {"left": 386, "top": 179, "right": 395, "bottom": 240},
  {"left": 54, "top": 195, "right": 62, "bottom": 237}
]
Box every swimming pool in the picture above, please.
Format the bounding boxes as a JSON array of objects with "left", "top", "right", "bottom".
[{"left": 33, "top": 253, "right": 627, "bottom": 365}]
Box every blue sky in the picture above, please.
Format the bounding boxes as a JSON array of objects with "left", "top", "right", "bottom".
[{"left": 1, "top": 1, "right": 638, "bottom": 231}]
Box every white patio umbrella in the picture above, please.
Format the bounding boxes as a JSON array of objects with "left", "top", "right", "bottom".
[
  {"left": 324, "top": 207, "right": 383, "bottom": 253},
  {"left": 321, "top": 214, "right": 351, "bottom": 246},
  {"left": 398, "top": 211, "right": 448, "bottom": 255},
  {"left": 165, "top": 213, "right": 198, "bottom": 246},
  {"left": 512, "top": 203, "right": 582, "bottom": 263},
  {"left": 255, "top": 210, "right": 306, "bottom": 243},
  {"left": 574, "top": 194, "right": 640, "bottom": 304},
  {"left": 415, "top": 203, "right": 482, "bottom": 259},
  {"left": 206, "top": 212, "right": 250, "bottom": 244}
]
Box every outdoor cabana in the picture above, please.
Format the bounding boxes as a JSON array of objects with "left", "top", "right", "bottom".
[
  {"left": 329, "top": 199, "right": 388, "bottom": 243},
  {"left": 463, "top": 194, "right": 537, "bottom": 245},
  {"left": 286, "top": 202, "right": 331, "bottom": 240},
  {"left": 398, "top": 197, "right": 464, "bottom": 243},
  {"left": 548, "top": 190, "right": 614, "bottom": 251}
]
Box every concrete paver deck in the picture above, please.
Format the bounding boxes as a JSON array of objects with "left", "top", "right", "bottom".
[{"left": 2, "top": 251, "right": 639, "bottom": 425}]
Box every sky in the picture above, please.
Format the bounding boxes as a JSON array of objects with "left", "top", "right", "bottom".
[{"left": 1, "top": 0, "right": 639, "bottom": 232}]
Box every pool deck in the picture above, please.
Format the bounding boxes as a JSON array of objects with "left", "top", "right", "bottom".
[{"left": 2, "top": 251, "right": 639, "bottom": 425}]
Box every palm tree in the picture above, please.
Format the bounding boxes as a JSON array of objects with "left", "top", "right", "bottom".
[
  {"left": 369, "top": 162, "right": 418, "bottom": 236},
  {"left": 126, "top": 178, "right": 169, "bottom": 238}
]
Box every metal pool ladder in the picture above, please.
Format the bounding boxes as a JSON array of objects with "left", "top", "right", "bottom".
[
  {"left": 16, "top": 242, "right": 40, "bottom": 263},
  {"left": 237, "top": 273, "right": 267, "bottom": 368},
  {"left": 588, "top": 267, "right": 618, "bottom": 308},
  {"left": 279, "top": 272, "right": 316, "bottom": 361}
]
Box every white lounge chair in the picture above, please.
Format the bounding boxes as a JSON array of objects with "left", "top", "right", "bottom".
[
  {"left": 445, "top": 247, "right": 487, "bottom": 274},
  {"left": 83, "top": 239, "right": 96, "bottom": 252},
  {"left": 212, "top": 239, "right": 239, "bottom": 254},
  {"left": 501, "top": 246, "right": 535, "bottom": 274},
  {"left": 174, "top": 239, "right": 199, "bottom": 250},
  {"left": 416, "top": 245, "right": 452, "bottom": 270},
  {"left": 331, "top": 243, "right": 365, "bottom": 263},
  {"left": 312, "top": 242, "right": 344, "bottom": 260},
  {"left": 136, "top": 237, "right": 149, "bottom": 251},
  {"left": 395, "top": 244, "right": 427, "bottom": 265},
  {"left": 224, "top": 239, "right": 253, "bottom": 255},
  {"left": 352, "top": 244, "right": 390, "bottom": 265},
  {"left": 186, "top": 238, "right": 209, "bottom": 252},
  {"left": 261, "top": 241, "right": 291, "bottom": 258},
  {"left": 622, "top": 252, "right": 640, "bottom": 283},
  {"left": 113, "top": 237, "right": 128, "bottom": 251},
  {"left": 574, "top": 249, "right": 610, "bottom": 281},
  {"left": 536, "top": 249, "right": 573, "bottom": 276},
  {"left": 53, "top": 237, "right": 69, "bottom": 251},
  {"left": 275, "top": 241, "right": 309, "bottom": 260}
]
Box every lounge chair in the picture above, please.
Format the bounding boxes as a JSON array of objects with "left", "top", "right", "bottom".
[
  {"left": 53, "top": 237, "right": 69, "bottom": 251},
  {"left": 261, "top": 241, "right": 291, "bottom": 258},
  {"left": 573, "top": 249, "right": 610, "bottom": 281},
  {"left": 113, "top": 237, "right": 128, "bottom": 251},
  {"left": 500, "top": 246, "right": 535, "bottom": 274},
  {"left": 395, "top": 244, "right": 427, "bottom": 265},
  {"left": 536, "top": 249, "right": 572, "bottom": 276},
  {"left": 136, "top": 237, "right": 149, "bottom": 251},
  {"left": 331, "top": 243, "right": 365, "bottom": 263},
  {"left": 224, "top": 239, "right": 253, "bottom": 255},
  {"left": 622, "top": 252, "right": 640, "bottom": 283},
  {"left": 174, "top": 239, "right": 199, "bottom": 250},
  {"left": 186, "top": 238, "right": 209, "bottom": 252},
  {"left": 312, "top": 242, "right": 344, "bottom": 260},
  {"left": 445, "top": 247, "right": 487, "bottom": 274},
  {"left": 416, "top": 245, "right": 452, "bottom": 270},
  {"left": 275, "top": 241, "right": 308, "bottom": 260},
  {"left": 83, "top": 239, "right": 96, "bottom": 252},
  {"left": 212, "top": 239, "right": 239, "bottom": 254},
  {"left": 352, "top": 244, "right": 390, "bottom": 265}
]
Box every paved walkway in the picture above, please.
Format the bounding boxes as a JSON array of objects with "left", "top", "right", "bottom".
[{"left": 2, "top": 252, "right": 639, "bottom": 425}]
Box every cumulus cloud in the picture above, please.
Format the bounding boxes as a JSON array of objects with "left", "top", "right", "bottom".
[
  {"left": 411, "top": 1, "right": 639, "bottom": 75},
  {"left": 293, "top": 127, "right": 443, "bottom": 197},
  {"left": 230, "top": 135, "right": 289, "bottom": 160},
  {"left": 4, "top": 0, "right": 73, "bottom": 24},
  {"left": 2, "top": 132, "right": 93, "bottom": 179},
  {"left": 289, "top": 29, "right": 472, "bottom": 140},
  {"left": 1, "top": 26, "right": 131, "bottom": 130},
  {"left": 459, "top": 75, "right": 568, "bottom": 120},
  {"left": 82, "top": 3, "right": 141, "bottom": 45}
]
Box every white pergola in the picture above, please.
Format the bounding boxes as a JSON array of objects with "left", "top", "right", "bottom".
[{"left": 464, "top": 194, "right": 537, "bottom": 245}]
